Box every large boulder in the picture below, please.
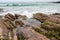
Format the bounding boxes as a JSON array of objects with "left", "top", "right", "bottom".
[
  {"left": 33, "top": 13, "right": 49, "bottom": 23},
  {"left": 33, "top": 13, "right": 60, "bottom": 24}
]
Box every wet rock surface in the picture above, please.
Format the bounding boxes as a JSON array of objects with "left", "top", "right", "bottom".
[
  {"left": 33, "top": 13, "right": 60, "bottom": 40},
  {"left": 0, "top": 13, "right": 60, "bottom": 40},
  {"left": 0, "top": 13, "right": 49, "bottom": 40},
  {"left": 20, "top": 27, "right": 49, "bottom": 40},
  {"left": 33, "top": 13, "right": 49, "bottom": 23}
]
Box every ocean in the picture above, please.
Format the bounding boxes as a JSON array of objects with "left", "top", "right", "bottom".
[{"left": 0, "top": 2, "right": 60, "bottom": 18}]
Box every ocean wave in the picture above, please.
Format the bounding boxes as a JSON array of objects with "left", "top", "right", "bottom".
[
  {"left": 0, "top": 2, "right": 60, "bottom": 18},
  {"left": 0, "top": 2, "right": 58, "bottom": 6},
  {"left": 0, "top": 3, "right": 39, "bottom": 6}
]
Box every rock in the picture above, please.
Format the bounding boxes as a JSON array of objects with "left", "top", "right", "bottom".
[
  {"left": 52, "top": 13, "right": 60, "bottom": 15},
  {"left": 33, "top": 13, "right": 60, "bottom": 24},
  {"left": 22, "top": 15, "right": 27, "bottom": 20},
  {"left": 47, "top": 16, "right": 60, "bottom": 24},
  {"left": 18, "top": 15, "right": 27, "bottom": 20},
  {"left": 20, "top": 27, "right": 50, "bottom": 40},
  {"left": 0, "top": 18, "right": 4, "bottom": 37},
  {"left": 33, "top": 25, "right": 60, "bottom": 40},
  {"left": 41, "top": 20, "right": 60, "bottom": 31},
  {"left": 51, "top": 13, "right": 60, "bottom": 18},
  {"left": 33, "top": 13, "right": 60, "bottom": 40},
  {"left": 15, "top": 20, "right": 24, "bottom": 27},
  {"left": 0, "top": 18, "right": 9, "bottom": 39},
  {"left": 5, "top": 13, "right": 16, "bottom": 21},
  {"left": 0, "top": 13, "right": 56, "bottom": 40},
  {"left": 33, "top": 13, "right": 49, "bottom": 23},
  {"left": 33, "top": 13, "right": 60, "bottom": 30},
  {"left": 51, "top": 37, "right": 57, "bottom": 40},
  {"left": 15, "top": 14, "right": 20, "bottom": 19},
  {"left": 27, "top": 18, "right": 41, "bottom": 28},
  {"left": 3, "top": 20, "right": 15, "bottom": 29}
]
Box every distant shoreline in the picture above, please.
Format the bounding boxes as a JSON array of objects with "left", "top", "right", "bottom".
[{"left": 51, "top": 1, "right": 60, "bottom": 3}]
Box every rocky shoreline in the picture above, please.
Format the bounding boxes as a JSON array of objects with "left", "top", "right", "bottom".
[{"left": 0, "top": 13, "right": 60, "bottom": 40}]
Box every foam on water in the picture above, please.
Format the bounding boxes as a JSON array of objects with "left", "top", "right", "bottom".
[
  {"left": 0, "top": 2, "right": 60, "bottom": 18},
  {"left": 0, "top": 9, "right": 60, "bottom": 18}
]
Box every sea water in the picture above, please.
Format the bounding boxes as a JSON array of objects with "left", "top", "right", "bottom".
[{"left": 0, "top": 2, "right": 60, "bottom": 18}]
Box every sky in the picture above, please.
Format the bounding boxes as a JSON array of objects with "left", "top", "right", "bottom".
[{"left": 0, "top": 0, "right": 60, "bottom": 2}]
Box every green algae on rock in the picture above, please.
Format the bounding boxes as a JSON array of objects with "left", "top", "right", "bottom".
[{"left": 33, "top": 13, "right": 60, "bottom": 40}]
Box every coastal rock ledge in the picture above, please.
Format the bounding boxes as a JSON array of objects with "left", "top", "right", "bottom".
[
  {"left": 33, "top": 13, "right": 60, "bottom": 40},
  {"left": 0, "top": 13, "right": 49, "bottom": 40}
]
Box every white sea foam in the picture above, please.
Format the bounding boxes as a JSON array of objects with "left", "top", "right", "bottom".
[{"left": 0, "top": 5, "right": 60, "bottom": 18}]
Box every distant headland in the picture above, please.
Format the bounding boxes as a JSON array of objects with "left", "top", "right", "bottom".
[{"left": 51, "top": 1, "right": 60, "bottom": 3}]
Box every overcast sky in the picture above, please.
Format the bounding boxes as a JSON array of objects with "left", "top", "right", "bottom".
[{"left": 0, "top": 0, "right": 60, "bottom": 2}]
